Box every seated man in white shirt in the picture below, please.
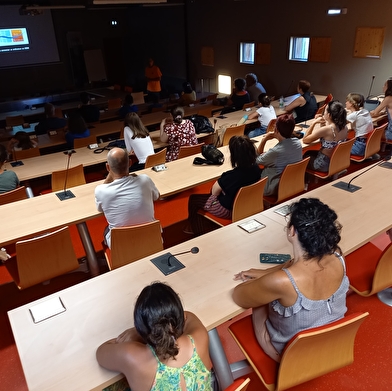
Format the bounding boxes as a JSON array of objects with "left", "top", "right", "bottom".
[{"left": 95, "top": 147, "right": 160, "bottom": 248}]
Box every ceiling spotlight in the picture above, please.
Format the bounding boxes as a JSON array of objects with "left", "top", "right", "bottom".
[{"left": 327, "top": 8, "right": 347, "bottom": 15}]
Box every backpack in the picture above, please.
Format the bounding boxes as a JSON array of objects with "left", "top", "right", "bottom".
[{"left": 188, "top": 115, "right": 214, "bottom": 134}]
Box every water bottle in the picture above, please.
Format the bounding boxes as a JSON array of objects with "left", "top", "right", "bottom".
[{"left": 279, "top": 96, "right": 284, "bottom": 108}]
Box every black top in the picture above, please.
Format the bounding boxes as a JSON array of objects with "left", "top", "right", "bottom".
[
  {"left": 218, "top": 164, "right": 261, "bottom": 210},
  {"left": 294, "top": 92, "right": 317, "bottom": 123}
]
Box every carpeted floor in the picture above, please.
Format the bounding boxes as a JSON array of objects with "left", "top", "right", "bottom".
[{"left": 1, "top": 153, "right": 392, "bottom": 390}]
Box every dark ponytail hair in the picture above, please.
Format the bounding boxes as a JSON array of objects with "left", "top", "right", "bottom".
[
  {"left": 327, "top": 100, "right": 347, "bottom": 131},
  {"left": 171, "top": 106, "right": 185, "bottom": 124},
  {"left": 134, "top": 282, "right": 185, "bottom": 360}
]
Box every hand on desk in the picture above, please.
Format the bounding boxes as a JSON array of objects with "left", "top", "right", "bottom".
[
  {"left": 234, "top": 268, "right": 265, "bottom": 282},
  {"left": 116, "top": 327, "right": 144, "bottom": 344}
]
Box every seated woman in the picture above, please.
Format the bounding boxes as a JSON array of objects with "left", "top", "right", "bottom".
[
  {"left": 370, "top": 78, "right": 392, "bottom": 142},
  {"left": 232, "top": 198, "right": 348, "bottom": 362},
  {"left": 221, "top": 78, "right": 251, "bottom": 114},
  {"left": 345, "top": 93, "right": 373, "bottom": 156},
  {"left": 303, "top": 100, "right": 348, "bottom": 172},
  {"left": 123, "top": 112, "right": 154, "bottom": 172},
  {"left": 247, "top": 94, "right": 277, "bottom": 138},
  {"left": 65, "top": 113, "right": 90, "bottom": 149},
  {"left": 256, "top": 114, "right": 302, "bottom": 196},
  {"left": 0, "top": 144, "right": 19, "bottom": 194},
  {"left": 180, "top": 81, "right": 197, "bottom": 104},
  {"left": 186, "top": 135, "right": 261, "bottom": 236},
  {"left": 7, "top": 131, "right": 38, "bottom": 159},
  {"left": 118, "top": 94, "right": 138, "bottom": 119},
  {"left": 96, "top": 282, "right": 212, "bottom": 391},
  {"left": 284, "top": 80, "right": 318, "bottom": 123},
  {"left": 160, "top": 106, "right": 198, "bottom": 161}
]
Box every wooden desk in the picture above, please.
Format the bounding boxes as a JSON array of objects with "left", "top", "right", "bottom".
[
  {"left": 8, "top": 214, "right": 290, "bottom": 391},
  {"left": 263, "top": 162, "right": 392, "bottom": 255},
  {"left": 7, "top": 145, "right": 108, "bottom": 182},
  {"left": 8, "top": 161, "right": 392, "bottom": 391}
]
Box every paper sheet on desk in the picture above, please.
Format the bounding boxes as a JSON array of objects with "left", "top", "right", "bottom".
[{"left": 284, "top": 94, "right": 300, "bottom": 106}]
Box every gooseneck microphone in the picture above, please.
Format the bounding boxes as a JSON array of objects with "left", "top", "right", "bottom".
[
  {"left": 167, "top": 247, "right": 199, "bottom": 267},
  {"left": 333, "top": 155, "right": 391, "bottom": 193},
  {"left": 347, "top": 155, "right": 391, "bottom": 189},
  {"left": 151, "top": 247, "right": 200, "bottom": 275},
  {"left": 367, "top": 75, "right": 376, "bottom": 98},
  {"left": 56, "top": 150, "right": 76, "bottom": 201},
  {"left": 284, "top": 79, "right": 294, "bottom": 98}
]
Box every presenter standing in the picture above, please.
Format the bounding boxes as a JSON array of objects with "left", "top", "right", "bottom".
[{"left": 145, "top": 58, "right": 162, "bottom": 103}]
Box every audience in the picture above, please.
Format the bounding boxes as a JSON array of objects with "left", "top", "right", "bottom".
[
  {"left": 370, "top": 78, "right": 392, "bottom": 142},
  {"left": 34, "top": 103, "right": 67, "bottom": 135},
  {"left": 256, "top": 114, "right": 302, "bottom": 196},
  {"left": 78, "top": 92, "right": 100, "bottom": 123},
  {"left": 0, "top": 144, "right": 19, "bottom": 194},
  {"left": 180, "top": 81, "right": 197, "bottom": 104},
  {"left": 160, "top": 106, "right": 198, "bottom": 161},
  {"left": 94, "top": 147, "right": 159, "bottom": 248},
  {"left": 303, "top": 101, "right": 348, "bottom": 172},
  {"left": 221, "top": 78, "right": 251, "bottom": 114},
  {"left": 118, "top": 94, "right": 138, "bottom": 119},
  {"left": 233, "top": 198, "right": 348, "bottom": 362},
  {"left": 247, "top": 94, "right": 277, "bottom": 138},
  {"left": 186, "top": 135, "right": 261, "bottom": 235},
  {"left": 65, "top": 113, "right": 91, "bottom": 149},
  {"left": 123, "top": 112, "right": 154, "bottom": 172},
  {"left": 96, "top": 282, "right": 212, "bottom": 391},
  {"left": 145, "top": 58, "right": 162, "bottom": 102},
  {"left": 345, "top": 93, "right": 373, "bottom": 156},
  {"left": 245, "top": 73, "right": 266, "bottom": 104},
  {"left": 284, "top": 80, "right": 318, "bottom": 123}
]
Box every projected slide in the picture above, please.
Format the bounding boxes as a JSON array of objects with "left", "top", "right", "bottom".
[{"left": 0, "top": 28, "right": 29, "bottom": 52}]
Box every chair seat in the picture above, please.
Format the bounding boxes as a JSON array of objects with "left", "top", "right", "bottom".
[
  {"left": 228, "top": 315, "right": 280, "bottom": 389},
  {"left": 345, "top": 242, "right": 381, "bottom": 294},
  {"left": 229, "top": 312, "right": 369, "bottom": 391},
  {"left": 197, "top": 210, "right": 231, "bottom": 227},
  {"left": 350, "top": 154, "right": 366, "bottom": 162},
  {"left": 305, "top": 168, "right": 330, "bottom": 178}
]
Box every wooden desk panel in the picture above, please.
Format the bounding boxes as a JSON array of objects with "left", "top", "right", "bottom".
[
  {"left": 8, "top": 215, "right": 290, "bottom": 391},
  {"left": 263, "top": 163, "right": 392, "bottom": 254}
]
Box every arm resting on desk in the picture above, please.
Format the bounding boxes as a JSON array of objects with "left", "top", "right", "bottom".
[{"left": 232, "top": 260, "right": 293, "bottom": 309}]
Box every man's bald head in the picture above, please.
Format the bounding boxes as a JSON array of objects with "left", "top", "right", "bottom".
[{"left": 107, "top": 148, "right": 129, "bottom": 176}]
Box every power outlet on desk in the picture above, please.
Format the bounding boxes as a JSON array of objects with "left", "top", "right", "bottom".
[
  {"left": 88, "top": 143, "right": 99, "bottom": 149},
  {"left": 152, "top": 164, "right": 167, "bottom": 172},
  {"left": 49, "top": 130, "right": 58, "bottom": 136}
]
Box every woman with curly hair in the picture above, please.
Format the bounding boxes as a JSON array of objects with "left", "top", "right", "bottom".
[
  {"left": 232, "top": 198, "right": 348, "bottom": 362},
  {"left": 303, "top": 100, "right": 348, "bottom": 172},
  {"left": 96, "top": 282, "right": 212, "bottom": 391}
]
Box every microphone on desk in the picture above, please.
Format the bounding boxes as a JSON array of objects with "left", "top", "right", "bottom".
[
  {"left": 56, "top": 149, "right": 76, "bottom": 201},
  {"left": 10, "top": 148, "right": 24, "bottom": 167},
  {"left": 284, "top": 79, "right": 294, "bottom": 98},
  {"left": 167, "top": 247, "right": 199, "bottom": 267},
  {"left": 151, "top": 246, "right": 199, "bottom": 275},
  {"left": 332, "top": 155, "right": 392, "bottom": 193}
]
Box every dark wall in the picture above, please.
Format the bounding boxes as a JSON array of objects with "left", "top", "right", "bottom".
[
  {"left": 0, "top": 4, "right": 187, "bottom": 100},
  {"left": 185, "top": 0, "right": 392, "bottom": 102}
]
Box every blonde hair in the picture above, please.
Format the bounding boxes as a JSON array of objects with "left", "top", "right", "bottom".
[{"left": 346, "top": 93, "right": 364, "bottom": 111}]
